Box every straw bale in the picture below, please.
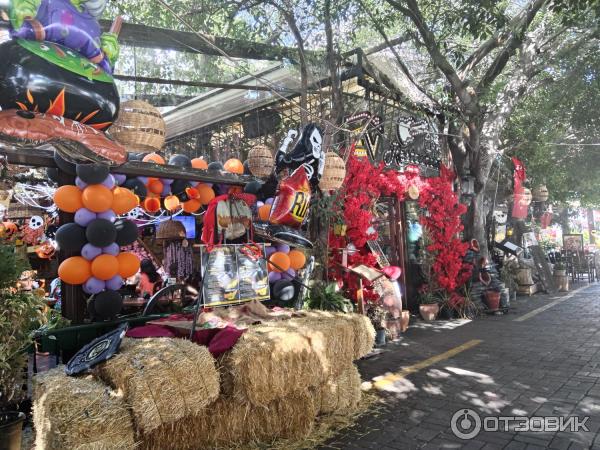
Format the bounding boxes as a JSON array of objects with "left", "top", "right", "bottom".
[
  {"left": 220, "top": 325, "right": 324, "bottom": 406},
  {"left": 33, "top": 367, "right": 136, "bottom": 450},
  {"left": 139, "top": 390, "right": 317, "bottom": 450},
  {"left": 314, "top": 364, "right": 362, "bottom": 416},
  {"left": 95, "top": 337, "right": 219, "bottom": 438}
]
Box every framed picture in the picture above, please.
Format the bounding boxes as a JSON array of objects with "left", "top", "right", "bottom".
[{"left": 563, "top": 234, "right": 584, "bottom": 254}]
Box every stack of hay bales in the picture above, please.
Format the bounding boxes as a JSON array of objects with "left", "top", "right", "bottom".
[
  {"left": 33, "top": 367, "right": 136, "bottom": 450},
  {"left": 94, "top": 338, "right": 220, "bottom": 447},
  {"left": 33, "top": 312, "right": 375, "bottom": 449}
]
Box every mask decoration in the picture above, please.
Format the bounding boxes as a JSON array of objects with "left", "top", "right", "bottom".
[
  {"left": 275, "top": 124, "right": 325, "bottom": 188},
  {"left": 493, "top": 208, "right": 508, "bottom": 225}
]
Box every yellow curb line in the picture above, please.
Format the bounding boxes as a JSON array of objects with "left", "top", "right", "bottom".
[
  {"left": 373, "top": 339, "right": 483, "bottom": 390},
  {"left": 514, "top": 284, "right": 590, "bottom": 322}
]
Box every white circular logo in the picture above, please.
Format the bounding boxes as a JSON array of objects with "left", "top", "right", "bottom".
[{"left": 451, "top": 408, "right": 482, "bottom": 440}]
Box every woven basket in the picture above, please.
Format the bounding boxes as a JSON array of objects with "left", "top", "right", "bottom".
[
  {"left": 532, "top": 185, "right": 549, "bottom": 202},
  {"left": 320, "top": 152, "right": 346, "bottom": 191},
  {"left": 247, "top": 144, "right": 274, "bottom": 178},
  {"left": 156, "top": 219, "right": 186, "bottom": 240},
  {"left": 110, "top": 100, "right": 165, "bottom": 152}
]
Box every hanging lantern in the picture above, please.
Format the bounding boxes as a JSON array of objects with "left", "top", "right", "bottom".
[
  {"left": 110, "top": 100, "right": 165, "bottom": 152},
  {"left": 532, "top": 185, "right": 549, "bottom": 202},
  {"left": 247, "top": 144, "right": 275, "bottom": 178},
  {"left": 319, "top": 152, "right": 346, "bottom": 191}
]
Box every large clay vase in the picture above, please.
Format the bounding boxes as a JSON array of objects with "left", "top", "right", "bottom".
[
  {"left": 0, "top": 412, "right": 25, "bottom": 450},
  {"left": 419, "top": 303, "right": 439, "bottom": 321},
  {"left": 484, "top": 290, "right": 501, "bottom": 310}
]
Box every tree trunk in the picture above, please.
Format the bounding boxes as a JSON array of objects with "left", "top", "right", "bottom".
[{"left": 587, "top": 208, "right": 595, "bottom": 245}]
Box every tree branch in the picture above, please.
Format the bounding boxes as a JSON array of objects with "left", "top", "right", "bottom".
[{"left": 324, "top": 0, "right": 344, "bottom": 125}]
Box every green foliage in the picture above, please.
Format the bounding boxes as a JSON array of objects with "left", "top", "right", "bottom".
[
  {"left": 0, "top": 245, "right": 44, "bottom": 409},
  {"left": 306, "top": 282, "right": 354, "bottom": 312}
]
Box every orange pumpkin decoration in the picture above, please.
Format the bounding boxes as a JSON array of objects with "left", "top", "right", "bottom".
[
  {"left": 224, "top": 158, "right": 244, "bottom": 174},
  {"left": 191, "top": 158, "right": 208, "bottom": 170},
  {"left": 82, "top": 185, "right": 113, "bottom": 213},
  {"left": 185, "top": 187, "right": 200, "bottom": 199},
  {"left": 117, "top": 252, "right": 141, "bottom": 278},
  {"left": 258, "top": 204, "right": 271, "bottom": 221},
  {"left": 268, "top": 252, "right": 291, "bottom": 273},
  {"left": 147, "top": 178, "right": 164, "bottom": 195},
  {"left": 197, "top": 184, "right": 215, "bottom": 205},
  {"left": 288, "top": 250, "right": 306, "bottom": 270},
  {"left": 143, "top": 197, "right": 161, "bottom": 213},
  {"left": 91, "top": 254, "right": 119, "bottom": 280},
  {"left": 111, "top": 187, "right": 138, "bottom": 215},
  {"left": 142, "top": 152, "right": 165, "bottom": 164},
  {"left": 58, "top": 256, "right": 91, "bottom": 285},
  {"left": 54, "top": 185, "right": 83, "bottom": 213},
  {"left": 1, "top": 221, "right": 18, "bottom": 238},
  {"left": 183, "top": 199, "right": 201, "bottom": 213}
]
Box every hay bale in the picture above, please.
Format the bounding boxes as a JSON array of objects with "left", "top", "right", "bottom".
[
  {"left": 315, "top": 364, "right": 362, "bottom": 416},
  {"left": 95, "top": 338, "right": 219, "bottom": 440},
  {"left": 33, "top": 367, "right": 136, "bottom": 450},
  {"left": 139, "top": 390, "right": 317, "bottom": 450},
  {"left": 220, "top": 325, "right": 325, "bottom": 406}
]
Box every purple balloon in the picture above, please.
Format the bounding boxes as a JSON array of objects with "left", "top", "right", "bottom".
[
  {"left": 101, "top": 174, "right": 115, "bottom": 190},
  {"left": 97, "top": 210, "right": 116, "bottom": 222},
  {"left": 83, "top": 277, "right": 105, "bottom": 295},
  {"left": 265, "top": 246, "right": 277, "bottom": 257},
  {"left": 161, "top": 178, "right": 174, "bottom": 185},
  {"left": 205, "top": 183, "right": 213, "bottom": 188},
  {"left": 113, "top": 174, "right": 127, "bottom": 185},
  {"left": 284, "top": 268, "right": 296, "bottom": 278},
  {"left": 74, "top": 208, "right": 97, "bottom": 227},
  {"left": 105, "top": 275, "right": 124, "bottom": 291},
  {"left": 268, "top": 271, "right": 282, "bottom": 283},
  {"left": 256, "top": 201, "right": 264, "bottom": 208},
  {"left": 75, "top": 177, "right": 88, "bottom": 190},
  {"left": 161, "top": 184, "right": 172, "bottom": 196},
  {"left": 277, "top": 244, "right": 290, "bottom": 254},
  {"left": 266, "top": 198, "right": 274, "bottom": 205},
  {"left": 81, "top": 243, "right": 102, "bottom": 261},
  {"left": 102, "top": 243, "right": 120, "bottom": 256},
  {"left": 137, "top": 176, "right": 148, "bottom": 185}
]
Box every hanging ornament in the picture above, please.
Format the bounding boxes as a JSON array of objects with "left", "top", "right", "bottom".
[
  {"left": 247, "top": 145, "right": 275, "bottom": 178},
  {"left": 110, "top": 100, "right": 165, "bottom": 152}
]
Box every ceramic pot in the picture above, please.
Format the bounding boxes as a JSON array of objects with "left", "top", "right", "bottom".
[
  {"left": 0, "top": 411, "right": 25, "bottom": 450},
  {"left": 484, "top": 290, "right": 501, "bottom": 310},
  {"left": 419, "top": 303, "right": 439, "bottom": 321}
]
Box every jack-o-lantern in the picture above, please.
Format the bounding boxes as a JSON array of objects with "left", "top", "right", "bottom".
[
  {"left": 2, "top": 221, "right": 18, "bottom": 239},
  {"left": 35, "top": 242, "right": 56, "bottom": 259}
]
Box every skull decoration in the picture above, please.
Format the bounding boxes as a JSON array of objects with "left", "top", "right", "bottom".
[
  {"left": 124, "top": 207, "right": 142, "bottom": 221},
  {"left": 29, "top": 216, "right": 44, "bottom": 230},
  {"left": 275, "top": 123, "right": 325, "bottom": 188},
  {"left": 493, "top": 208, "right": 508, "bottom": 225},
  {"left": 22, "top": 216, "right": 45, "bottom": 245}
]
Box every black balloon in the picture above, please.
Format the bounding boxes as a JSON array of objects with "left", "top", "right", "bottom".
[
  {"left": 86, "top": 219, "right": 117, "bottom": 247},
  {"left": 207, "top": 161, "right": 224, "bottom": 172},
  {"left": 115, "top": 219, "right": 138, "bottom": 246},
  {"left": 93, "top": 290, "right": 123, "bottom": 320},
  {"left": 0, "top": 40, "right": 119, "bottom": 129},
  {"left": 244, "top": 180, "right": 263, "bottom": 195},
  {"left": 55, "top": 223, "right": 87, "bottom": 252},
  {"left": 87, "top": 297, "right": 96, "bottom": 320},
  {"left": 76, "top": 164, "right": 109, "bottom": 184},
  {"left": 171, "top": 179, "right": 192, "bottom": 202},
  {"left": 123, "top": 178, "right": 147, "bottom": 200},
  {"left": 127, "top": 152, "right": 144, "bottom": 161},
  {"left": 47, "top": 167, "right": 60, "bottom": 184},
  {"left": 169, "top": 154, "right": 192, "bottom": 168},
  {"left": 54, "top": 150, "right": 76, "bottom": 175},
  {"left": 243, "top": 160, "right": 252, "bottom": 175}
]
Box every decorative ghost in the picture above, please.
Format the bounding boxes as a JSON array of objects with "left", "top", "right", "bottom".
[{"left": 275, "top": 124, "right": 325, "bottom": 188}]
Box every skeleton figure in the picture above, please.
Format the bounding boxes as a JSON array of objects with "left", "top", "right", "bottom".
[{"left": 275, "top": 123, "right": 325, "bottom": 188}]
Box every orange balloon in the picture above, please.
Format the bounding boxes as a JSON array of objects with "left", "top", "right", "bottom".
[
  {"left": 224, "top": 158, "right": 244, "bottom": 174},
  {"left": 288, "top": 249, "right": 306, "bottom": 270},
  {"left": 183, "top": 199, "right": 201, "bottom": 213},
  {"left": 268, "top": 252, "right": 291, "bottom": 273},
  {"left": 148, "top": 178, "right": 164, "bottom": 195},
  {"left": 186, "top": 187, "right": 199, "bottom": 199},
  {"left": 197, "top": 184, "right": 215, "bottom": 205},
  {"left": 58, "top": 256, "right": 91, "bottom": 285},
  {"left": 111, "top": 187, "right": 138, "bottom": 215},
  {"left": 258, "top": 204, "right": 271, "bottom": 221},
  {"left": 91, "top": 254, "right": 119, "bottom": 281},
  {"left": 143, "top": 197, "right": 161, "bottom": 213},
  {"left": 164, "top": 195, "right": 180, "bottom": 211},
  {"left": 142, "top": 153, "right": 165, "bottom": 164},
  {"left": 191, "top": 158, "right": 208, "bottom": 170},
  {"left": 54, "top": 185, "right": 83, "bottom": 213},
  {"left": 82, "top": 185, "right": 114, "bottom": 213},
  {"left": 117, "top": 252, "right": 141, "bottom": 278}
]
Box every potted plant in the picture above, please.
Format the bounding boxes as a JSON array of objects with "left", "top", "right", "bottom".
[
  {"left": 0, "top": 244, "right": 44, "bottom": 449},
  {"left": 553, "top": 261, "right": 567, "bottom": 277},
  {"left": 306, "top": 282, "right": 354, "bottom": 312},
  {"left": 418, "top": 286, "right": 440, "bottom": 321}
]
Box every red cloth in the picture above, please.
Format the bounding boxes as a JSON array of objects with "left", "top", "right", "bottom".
[
  {"left": 126, "top": 324, "right": 176, "bottom": 338},
  {"left": 512, "top": 157, "right": 528, "bottom": 219},
  {"left": 207, "top": 326, "right": 246, "bottom": 357}
]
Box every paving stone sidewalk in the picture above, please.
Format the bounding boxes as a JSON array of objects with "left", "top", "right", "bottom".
[{"left": 322, "top": 283, "right": 600, "bottom": 450}]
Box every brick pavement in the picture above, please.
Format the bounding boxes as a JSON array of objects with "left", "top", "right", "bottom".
[{"left": 322, "top": 283, "right": 600, "bottom": 450}]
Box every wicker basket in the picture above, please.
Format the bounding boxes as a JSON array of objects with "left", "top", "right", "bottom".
[
  {"left": 110, "top": 100, "right": 165, "bottom": 152},
  {"left": 320, "top": 152, "right": 346, "bottom": 191},
  {"left": 247, "top": 144, "right": 274, "bottom": 178},
  {"left": 532, "top": 185, "right": 549, "bottom": 202},
  {"left": 156, "top": 219, "right": 186, "bottom": 240}
]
